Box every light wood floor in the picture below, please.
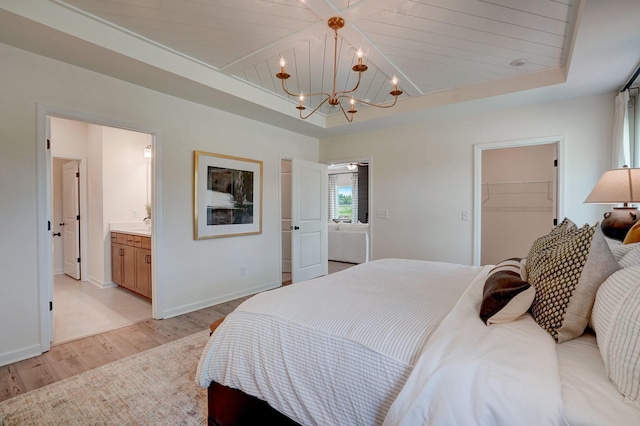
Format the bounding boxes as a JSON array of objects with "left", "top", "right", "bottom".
[{"left": 1, "top": 261, "right": 356, "bottom": 403}]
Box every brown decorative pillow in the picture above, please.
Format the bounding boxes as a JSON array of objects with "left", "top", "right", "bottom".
[
  {"left": 527, "top": 224, "right": 620, "bottom": 343},
  {"left": 480, "top": 258, "right": 535, "bottom": 325}
]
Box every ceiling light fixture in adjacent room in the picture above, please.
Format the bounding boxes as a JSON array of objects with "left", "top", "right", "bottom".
[
  {"left": 347, "top": 163, "right": 358, "bottom": 171},
  {"left": 276, "top": 17, "right": 403, "bottom": 123}
]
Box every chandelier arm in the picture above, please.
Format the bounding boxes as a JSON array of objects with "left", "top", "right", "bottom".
[
  {"left": 335, "top": 71, "right": 363, "bottom": 97},
  {"left": 337, "top": 101, "right": 355, "bottom": 123},
  {"left": 337, "top": 94, "right": 400, "bottom": 109},
  {"left": 280, "top": 78, "right": 330, "bottom": 99},
  {"left": 299, "top": 96, "right": 332, "bottom": 120}
]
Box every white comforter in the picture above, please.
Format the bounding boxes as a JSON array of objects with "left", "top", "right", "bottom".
[
  {"left": 383, "top": 266, "right": 566, "bottom": 426},
  {"left": 197, "top": 259, "right": 484, "bottom": 426}
]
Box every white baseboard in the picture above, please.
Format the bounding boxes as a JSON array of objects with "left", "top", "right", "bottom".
[
  {"left": 160, "top": 280, "right": 280, "bottom": 319},
  {"left": 0, "top": 343, "right": 42, "bottom": 368},
  {"left": 87, "top": 276, "right": 116, "bottom": 289},
  {"left": 53, "top": 268, "right": 64, "bottom": 275}
]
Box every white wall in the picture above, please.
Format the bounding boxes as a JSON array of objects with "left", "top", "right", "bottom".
[
  {"left": 0, "top": 42, "right": 318, "bottom": 366},
  {"left": 320, "top": 92, "right": 614, "bottom": 264}
]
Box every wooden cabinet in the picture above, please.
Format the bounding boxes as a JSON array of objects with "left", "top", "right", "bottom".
[{"left": 111, "top": 232, "right": 152, "bottom": 300}]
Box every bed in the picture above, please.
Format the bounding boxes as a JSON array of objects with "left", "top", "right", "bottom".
[{"left": 196, "top": 220, "right": 640, "bottom": 425}]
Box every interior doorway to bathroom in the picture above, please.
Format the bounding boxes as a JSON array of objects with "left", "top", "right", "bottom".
[{"left": 49, "top": 116, "right": 153, "bottom": 345}]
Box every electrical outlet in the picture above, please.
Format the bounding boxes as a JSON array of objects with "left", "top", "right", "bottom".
[
  {"left": 462, "top": 210, "right": 470, "bottom": 221},
  {"left": 132, "top": 209, "right": 138, "bottom": 218},
  {"left": 376, "top": 209, "right": 389, "bottom": 218},
  {"left": 240, "top": 266, "right": 246, "bottom": 276}
]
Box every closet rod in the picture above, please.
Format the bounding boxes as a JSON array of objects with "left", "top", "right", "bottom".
[{"left": 621, "top": 63, "right": 640, "bottom": 92}]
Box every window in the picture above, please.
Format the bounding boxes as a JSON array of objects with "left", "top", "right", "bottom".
[{"left": 337, "top": 186, "right": 353, "bottom": 219}]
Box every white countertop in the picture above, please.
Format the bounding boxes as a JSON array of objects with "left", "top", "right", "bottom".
[{"left": 110, "top": 222, "right": 152, "bottom": 237}]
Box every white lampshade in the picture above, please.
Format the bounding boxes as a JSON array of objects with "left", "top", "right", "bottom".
[{"left": 584, "top": 167, "right": 640, "bottom": 204}]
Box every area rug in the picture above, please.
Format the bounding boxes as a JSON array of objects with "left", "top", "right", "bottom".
[{"left": 0, "top": 330, "right": 211, "bottom": 425}]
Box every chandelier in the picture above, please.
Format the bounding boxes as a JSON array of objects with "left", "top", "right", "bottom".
[{"left": 276, "top": 17, "right": 403, "bottom": 122}]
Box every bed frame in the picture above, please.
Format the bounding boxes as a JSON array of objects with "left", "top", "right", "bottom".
[
  {"left": 207, "top": 382, "right": 300, "bottom": 426},
  {"left": 207, "top": 318, "right": 301, "bottom": 425}
]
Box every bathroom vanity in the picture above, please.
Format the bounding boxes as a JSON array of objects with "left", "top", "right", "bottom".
[{"left": 110, "top": 227, "right": 152, "bottom": 300}]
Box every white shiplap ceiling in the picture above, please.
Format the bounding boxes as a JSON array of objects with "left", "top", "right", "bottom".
[
  {"left": 1, "top": 0, "right": 638, "bottom": 137},
  {"left": 54, "top": 0, "right": 578, "bottom": 117}
]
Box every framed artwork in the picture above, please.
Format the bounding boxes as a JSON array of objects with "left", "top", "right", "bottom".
[{"left": 193, "top": 151, "right": 263, "bottom": 239}]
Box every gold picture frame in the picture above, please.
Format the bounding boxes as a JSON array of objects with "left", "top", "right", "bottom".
[{"left": 193, "top": 151, "right": 263, "bottom": 239}]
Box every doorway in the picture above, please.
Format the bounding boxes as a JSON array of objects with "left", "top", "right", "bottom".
[
  {"left": 48, "top": 115, "right": 154, "bottom": 346},
  {"left": 473, "top": 136, "right": 565, "bottom": 266}
]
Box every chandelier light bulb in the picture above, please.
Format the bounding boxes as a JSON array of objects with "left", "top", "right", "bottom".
[
  {"left": 279, "top": 57, "right": 286, "bottom": 67},
  {"left": 356, "top": 48, "right": 363, "bottom": 58}
]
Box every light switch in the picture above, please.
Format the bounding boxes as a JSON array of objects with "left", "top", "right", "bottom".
[
  {"left": 462, "top": 210, "right": 470, "bottom": 221},
  {"left": 377, "top": 209, "right": 389, "bottom": 218}
]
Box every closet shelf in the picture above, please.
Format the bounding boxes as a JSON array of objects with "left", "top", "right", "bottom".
[{"left": 482, "top": 180, "right": 553, "bottom": 210}]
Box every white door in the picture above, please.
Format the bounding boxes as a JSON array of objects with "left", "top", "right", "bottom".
[
  {"left": 62, "top": 161, "right": 81, "bottom": 279},
  {"left": 291, "top": 159, "right": 328, "bottom": 283}
]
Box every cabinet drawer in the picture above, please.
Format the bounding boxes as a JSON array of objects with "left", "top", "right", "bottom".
[
  {"left": 141, "top": 236, "right": 151, "bottom": 250},
  {"left": 116, "top": 233, "right": 132, "bottom": 245}
]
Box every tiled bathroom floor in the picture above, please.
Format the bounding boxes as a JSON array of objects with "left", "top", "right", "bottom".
[{"left": 53, "top": 274, "right": 152, "bottom": 346}]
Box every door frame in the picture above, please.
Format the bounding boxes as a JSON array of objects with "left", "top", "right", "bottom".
[
  {"left": 36, "top": 103, "right": 163, "bottom": 353},
  {"left": 323, "top": 156, "right": 374, "bottom": 257},
  {"left": 473, "top": 135, "right": 565, "bottom": 266}
]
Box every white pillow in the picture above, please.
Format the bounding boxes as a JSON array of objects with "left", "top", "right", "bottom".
[
  {"left": 619, "top": 245, "right": 640, "bottom": 268},
  {"left": 607, "top": 239, "right": 639, "bottom": 262},
  {"left": 592, "top": 265, "right": 640, "bottom": 406}
]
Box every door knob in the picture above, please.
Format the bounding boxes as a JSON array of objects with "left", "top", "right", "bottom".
[
  {"left": 290, "top": 226, "right": 300, "bottom": 230},
  {"left": 53, "top": 232, "right": 61, "bottom": 237},
  {"left": 59, "top": 223, "right": 65, "bottom": 226}
]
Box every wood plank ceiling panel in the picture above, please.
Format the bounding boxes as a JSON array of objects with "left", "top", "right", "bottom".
[
  {"left": 56, "top": 0, "right": 580, "bottom": 118},
  {"left": 61, "top": 0, "right": 317, "bottom": 69}
]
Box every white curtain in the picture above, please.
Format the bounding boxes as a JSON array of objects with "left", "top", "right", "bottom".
[
  {"left": 612, "top": 90, "right": 630, "bottom": 168},
  {"left": 328, "top": 174, "right": 337, "bottom": 221},
  {"left": 351, "top": 172, "right": 358, "bottom": 223}
]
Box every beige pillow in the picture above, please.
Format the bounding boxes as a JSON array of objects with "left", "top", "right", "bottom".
[{"left": 527, "top": 224, "right": 619, "bottom": 343}]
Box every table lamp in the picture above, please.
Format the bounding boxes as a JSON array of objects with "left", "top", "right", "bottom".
[{"left": 584, "top": 166, "right": 640, "bottom": 241}]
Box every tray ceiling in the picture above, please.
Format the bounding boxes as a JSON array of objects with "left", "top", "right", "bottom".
[{"left": 56, "top": 0, "right": 580, "bottom": 119}]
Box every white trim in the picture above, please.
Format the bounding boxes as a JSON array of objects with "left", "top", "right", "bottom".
[
  {"left": 473, "top": 135, "right": 565, "bottom": 266},
  {"left": 36, "top": 104, "right": 164, "bottom": 357},
  {"left": 0, "top": 344, "right": 42, "bottom": 368},
  {"left": 161, "top": 281, "right": 281, "bottom": 319}
]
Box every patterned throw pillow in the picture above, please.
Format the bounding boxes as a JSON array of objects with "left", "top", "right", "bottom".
[
  {"left": 480, "top": 258, "right": 535, "bottom": 325},
  {"left": 525, "top": 218, "right": 576, "bottom": 262},
  {"left": 527, "top": 223, "right": 619, "bottom": 343},
  {"left": 592, "top": 266, "right": 640, "bottom": 407}
]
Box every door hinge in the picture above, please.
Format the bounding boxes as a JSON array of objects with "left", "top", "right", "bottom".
[
  {"left": 76, "top": 171, "right": 79, "bottom": 178},
  {"left": 49, "top": 301, "right": 53, "bottom": 311},
  {"left": 76, "top": 215, "right": 80, "bottom": 220},
  {"left": 77, "top": 257, "right": 81, "bottom": 263},
  {"left": 553, "top": 218, "right": 558, "bottom": 226},
  {"left": 48, "top": 220, "right": 51, "bottom": 231},
  {"left": 46, "top": 139, "right": 50, "bottom": 150},
  {"left": 554, "top": 159, "right": 558, "bottom": 167}
]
